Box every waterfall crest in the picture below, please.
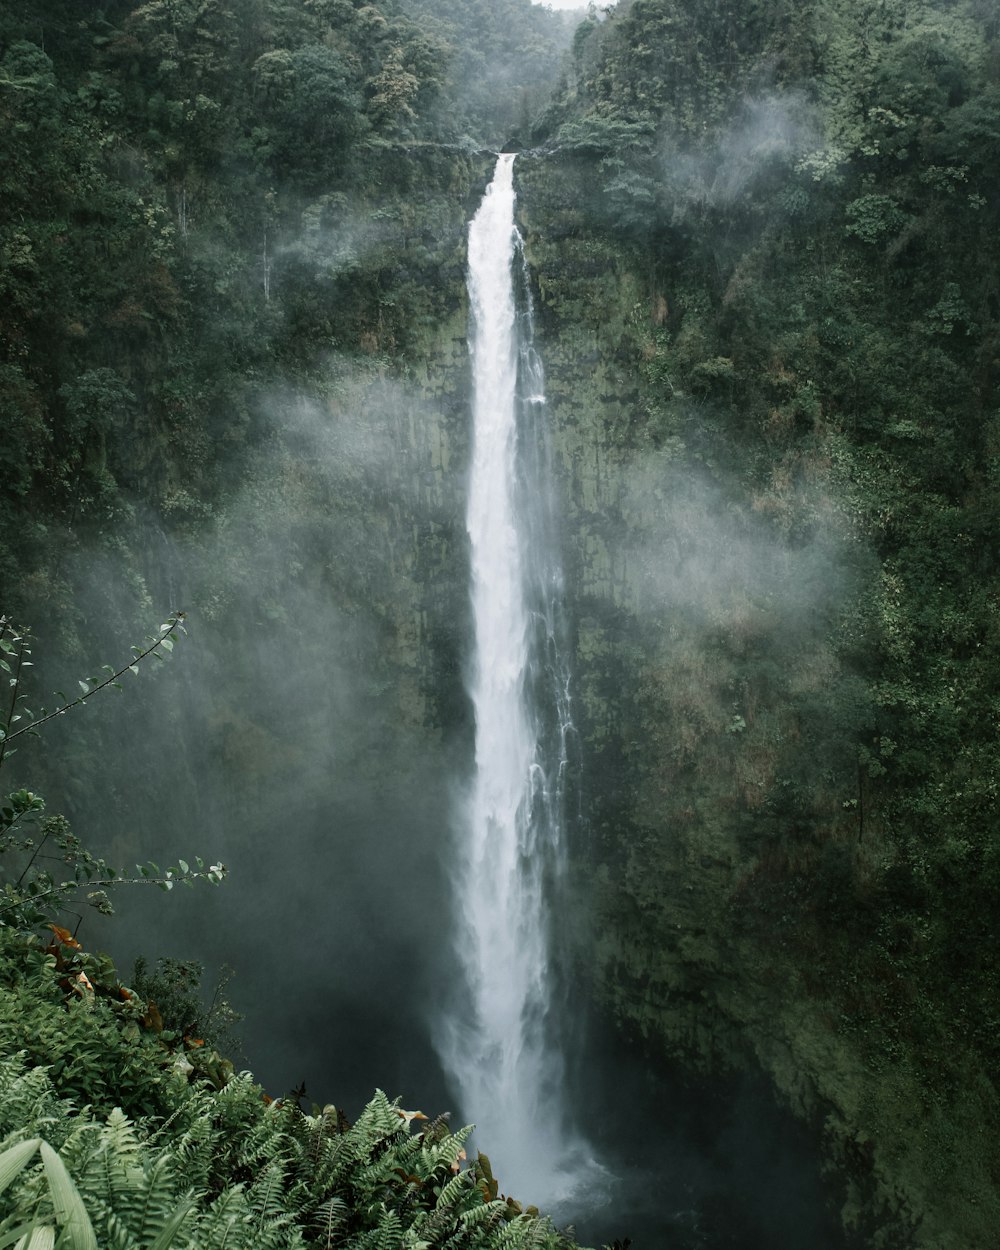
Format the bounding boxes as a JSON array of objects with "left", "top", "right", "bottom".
[{"left": 437, "top": 153, "right": 593, "bottom": 1207}]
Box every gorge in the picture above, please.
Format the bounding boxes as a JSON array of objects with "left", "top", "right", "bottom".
[{"left": 2, "top": 1, "right": 1000, "bottom": 1247}]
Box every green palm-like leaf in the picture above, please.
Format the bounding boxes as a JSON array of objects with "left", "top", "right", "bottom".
[
  {"left": 38, "top": 1142, "right": 96, "bottom": 1250},
  {"left": 0, "top": 1140, "right": 40, "bottom": 1197},
  {"left": 16, "top": 1225, "right": 55, "bottom": 1250}
]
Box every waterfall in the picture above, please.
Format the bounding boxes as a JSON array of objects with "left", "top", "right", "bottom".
[{"left": 437, "top": 153, "right": 590, "bottom": 1207}]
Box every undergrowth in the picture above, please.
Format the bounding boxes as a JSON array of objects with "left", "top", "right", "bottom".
[{"left": 0, "top": 930, "right": 590, "bottom": 1250}]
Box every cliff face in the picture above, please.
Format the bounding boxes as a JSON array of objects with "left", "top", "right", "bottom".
[{"left": 513, "top": 120, "right": 1000, "bottom": 1246}]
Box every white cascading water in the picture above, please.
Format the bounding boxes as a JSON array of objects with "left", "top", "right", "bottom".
[{"left": 438, "top": 153, "right": 593, "bottom": 1207}]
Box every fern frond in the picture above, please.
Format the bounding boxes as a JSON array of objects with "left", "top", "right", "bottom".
[
  {"left": 234, "top": 1116, "right": 279, "bottom": 1174},
  {"left": 145, "top": 1194, "right": 196, "bottom": 1250},
  {"left": 0, "top": 1061, "right": 67, "bottom": 1148},
  {"left": 132, "top": 1154, "right": 188, "bottom": 1248},
  {"left": 458, "top": 1199, "right": 507, "bottom": 1234},
  {"left": 396, "top": 1168, "right": 477, "bottom": 1249},
  {"left": 246, "top": 1159, "right": 293, "bottom": 1228},
  {"left": 430, "top": 1169, "right": 475, "bottom": 1214},
  {"left": 518, "top": 1216, "right": 560, "bottom": 1250},
  {"left": 406, "top": 1201, "right": 456, "bottom": 1247},
  {"left": 355, "top": 1092, "right": 406, "bottom": 1153},
  {"left": 418, "top": 1124, "right": 473, "bottom": 1180},
  {"left": 190, "top": 1184, "right": 251, "bottom": 1247},
  {"left": 305, "top": 1131, "right": 360, "bottom": 1196},
  {"left": 346, "top": 1206, "right": 403, "bottom": 1250},
  {"left": 310, "top": 1196, "right": 347, "bottom": 1249},
  {"left": 101, "top": 1208, "right": 137, "bottom": 1250},
  {"left": 164, "top": 1116, "right": 214, "bottom": 1195},
  {"left": 97, "top": 1112, "right": 139, "bottom": 1164}
]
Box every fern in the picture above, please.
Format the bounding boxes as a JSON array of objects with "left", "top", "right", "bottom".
[
  {"left": 429, "top": 1169, "right": 476, "bottom": 1216},
  {"left": 345, "top": 1206, "right": 404, "bottom": 1250},
  {"left": 459, "top": 1199, "right": 508, "bottom": 1234},
  {"left": 0, "top": 1059, "right": 68, "bottom": 1149},
  {"left": 246, "top": 1156, "right": 306, "bottom": 1242},
  {"left": 164, "top": 1116, "right": 214, "bottom": 1196},
  {"left": 87, "top": 1118, "right": 148, "bottom": 1234},
  {"left": 145, "top": 1193, "right": 196, "bottom": 1250},
  {"left": 234, "top": 1111, "right": 281, "bottom": 1175},
  {"left": 0, "top": 1011, "right": 594, "bottom": 1250},
  {"left": 420, "top": 1124, "right": 473, "bottom": 1179},
  {"left": 189, "top": 1183, "right": 252, "bottom": 1248},
  {"left": 310, "top": 1195, "right": 348, "bottom": 1249},
  {"left": 132, "top": 1156, "right": 192, "bottom": 1248}
]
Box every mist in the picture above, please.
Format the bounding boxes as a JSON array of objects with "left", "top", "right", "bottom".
[
  {"left": 659, "top": 92, "right": 824, "bottom": 220},
  {"left": 22, "top": 359, "right": 473, "bottom": 1118},
  {"left": 14, "top": 159, "right": 858, "bottom": 1242},
  {"left": 619, "top": 453, "right": 848, "bottom": 631}
]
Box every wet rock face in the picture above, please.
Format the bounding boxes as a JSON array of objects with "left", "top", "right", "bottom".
[{"left": 509, "top": 152, "right": 1000, "bottom": 1250}]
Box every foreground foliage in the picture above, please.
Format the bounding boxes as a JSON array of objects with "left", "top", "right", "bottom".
[
  {"left": 0, "top": 609, "right": 587, "bottom": 1247},
  {"left": 0, "top": 931, "right": 585, "bottom": 1250}
]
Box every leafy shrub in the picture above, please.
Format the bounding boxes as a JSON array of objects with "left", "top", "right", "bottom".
[{"left": 0, "top": 929, "right": 187, "bottom": 1120}]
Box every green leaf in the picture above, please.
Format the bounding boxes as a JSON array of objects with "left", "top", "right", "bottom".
[
  {"left": 0, "top": 1221, "right": 45, "bottom": 1250},
  {"left": 160, "top": 637, "right": 174, "bottom": 653},
  {"left": 147, "top": 1198, "right": 195, "bottom": 1250},
  {"left": 77, "top": 681, "right": 89, "bottom": 694},
  {"left": 39, "top": 1141, "right": 96, "bottom": 1250},
  {"left": 0, "top": 1138, "right": 40, "bottom": 1195},
  {"left": 177, "top": 859, "right": 189, "bottom": 875},
  {"left": 18, "top": 1225, "right": 56, "bottom": 1250}
]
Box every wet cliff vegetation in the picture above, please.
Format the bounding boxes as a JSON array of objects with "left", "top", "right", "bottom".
[
  {"left": 516, "top": 0, "right": 1000, "bottom": 1245},
  {"left": 2, "top": 0, "right": 1000, "bottom": 1246},
  {"left": 0, "top": 0, "right": 576, "bottom": 1152}
]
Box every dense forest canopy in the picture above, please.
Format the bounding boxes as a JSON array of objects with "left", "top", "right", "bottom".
[{"left": 2, "top": 0, "right": 1000, "bottom": 1246}]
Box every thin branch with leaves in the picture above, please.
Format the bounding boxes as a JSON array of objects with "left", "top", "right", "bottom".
[
  {"left": 0, "top": 613, "right": 187, "bottom": 768},
  {"left": 0, "top": 612, "right": 226, "bottom": 933}
]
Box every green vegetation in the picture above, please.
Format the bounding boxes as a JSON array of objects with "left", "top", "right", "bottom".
[
  {"left": 0, "top": 617, "right": 586, "bottom": 1249},
  {"left": 1, "top": 614, "right": 225, "bottom": 934},
  {"left": 0, "top": 967, "right": 580, "bottom": 1249},
  {"left": 515, "top": 0, "right": 1000, "bottom": 1244},
  {"left": 4, "top": 0, "right": 1000, "bottom": 1244}
]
